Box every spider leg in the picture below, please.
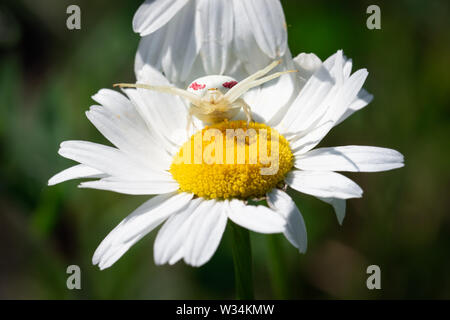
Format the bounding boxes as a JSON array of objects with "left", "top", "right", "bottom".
[
  {"left": 235, "top": 70, "right": 297, "bottom": 99},
  {"left": 222, "top": 60, "right": 281, "bottom": 102},
  {"left": 239, "top": 60, "right": 282, "bottom": 83},
  {"left": 113, "top": 83, "right": 203, "bottom": 106},
  {"left": 240, "top": 99, "right": 253, "bottom": 124},
  {"left": 186, "top": 108, "right": 199, "bottom": 133},
  {"left": 186, "top": 109, "right": 193, "bottom": 133},
  {"left": 222, "top": 60, "right": 297, "bottom": 103}
]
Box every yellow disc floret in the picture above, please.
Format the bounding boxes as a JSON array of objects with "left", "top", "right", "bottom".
[{"left": 170, "top": 120, "right": 293, "bottom": 200}]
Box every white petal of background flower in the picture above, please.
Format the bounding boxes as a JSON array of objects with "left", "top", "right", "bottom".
[
  {"left": 227, "top": 199, "right": 286, "bottom": 234},
  {"left": 237, "top": 0, "right": 287, "bottom": 59},
  {"left": 135, "top": 27, "right": 167, "bottom": 76},
  {"left": 134, "top": 0, "right": 289, "bottom": 85},
  {"left": 267, "top": 189, "right": 307, "bottom": 253},
  {"left": 133, "top": 0, "right": 190, "bottom": 36},
  {"left": 161, "top": 3, "right": 199, "bottom": 83},
  {"left": 196, "top": 0, "right": 234, "bottom": 75},
  {"left": 296, "top": 146, "right": 405, "bottom": 172},
  {"left": 286, "top": 170, "right": 363, "bottom": 200},
  {"left": 232, "top": 0, "right": 272, "bottom": 74}
]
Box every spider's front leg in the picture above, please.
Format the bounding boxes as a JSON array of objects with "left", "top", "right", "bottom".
[
  {"left": 223, "top": 60, "right": 297, "bottom": 103},
  {"left": 186, "top": 108, "right": 200, "bottom": 134},
  {"left": 186, "top": 109, "right": 193, "bottom": 133},
  {"left": 113, "top": 83, "right": 203, "bottom": 106},
  {"left": 235, "top": 98, "right": 253, "bottom": 124}
]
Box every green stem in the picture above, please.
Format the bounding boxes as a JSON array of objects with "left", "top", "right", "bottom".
[
  {"left": 230, "top": 222, "right": 254, "bottom": 300},
  {"left": 266, "top": 234, "right": 289, "bottom": 299}
]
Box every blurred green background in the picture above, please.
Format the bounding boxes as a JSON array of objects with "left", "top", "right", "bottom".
[{"left": 0, "top": 0, "right": 449, "bottom": 299}]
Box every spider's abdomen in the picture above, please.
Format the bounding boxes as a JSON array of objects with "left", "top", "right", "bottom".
[{"left": 187, "top": 75, "right": 238, "bottom": 97}]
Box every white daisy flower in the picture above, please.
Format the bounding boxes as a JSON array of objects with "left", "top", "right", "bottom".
[
  {"left": 49, "top": 49, "right": 404, "bottom": 270},
  {"left": 133, "top": 0, "right": 288, "bottom": 85}
]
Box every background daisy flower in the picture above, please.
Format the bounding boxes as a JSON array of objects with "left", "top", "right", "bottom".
[{"left": 133, "top": 0, "right": 289, "bottom": 85}]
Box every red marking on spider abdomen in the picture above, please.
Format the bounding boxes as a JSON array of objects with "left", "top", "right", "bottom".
[
  {"left": 189, "top": 82, "right": 206, "bottom": 90},
  {"left": 222, "top": 81, "right": 238, "bottom": 89}
]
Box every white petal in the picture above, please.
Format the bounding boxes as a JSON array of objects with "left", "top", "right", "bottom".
[
  {"left": 196, "top": 0, "right": 234, "bottom": 75},
  {"left": 292, "top": 51, "right": 346, "bottom": 131},
  {"left": 327, "top": 50, "right": 345, "bottom": 85},
  {"left": 238, "top": 0, "right": 287, "bottom": 59},
  {"left": 244, "top": 56, "right": 297, "bottom": 124},
  {"left": 123, "top": 89, "right": 177, "bottom": 157},
  {"left": 284, "top": 71, "right": 370, "bottom": 154},
  {"left": 278, "top": 64, "right": 336, "bottom": 133},
  {"left": 180, "top": 54, "right": 209, "bottom": 88},
  {"left": 286, "top": 170, "right": 363, "bottom": 199},
  {"left": 343, "top": 58, "right": 353, "bottom": 79},
  {"left": 317, "top": 197, "right": 346, "bottom": 225},
  {"left": 91, "top": 89, "right": 146, "bottom": 125},
  {"left": 135, "top": 27, "right": 167, "bottom": 75},
  {"left": 90, "top": 89, "right": 147, "bottom": 132},
  {"left": 267, "top": 189, "right": 307, "bottom": 253},
  {"left": 96, "top": 233, "right": 144, "bottom": 270},
  {"left": 278, "top": 51, "right": 369, "bottom": 144},
  {"left": 133, "top": 0, "right": 189, "bottom": 36},
  {"left": 154, "top": 198, "right": 202, "bottom": 265},
  {"left": 288, "top": 121, "right": 335, "bottom": 155},
  {"left": 89, "top": 88, "right": 172, "bottom": 169},
  {"left": 293, "top": 52, "right": 322, "bottom": 87},
  {"left": 296, "top": 146, "right": 405, "bottom": 172},
  {"left": 183, "top": 200, "right": 228, "bottom": 266},
  {"left": 232, "top": 0, "right": 272, "bottom": 74},
  {"left": 48, "top": 164, "right": 106, "bottom": 186},
  {"left": 86, "top": 105, "right": 170, "bottom": 170},
  {"left": 93, "top": 192, "right": 192, "bottom": 269},
  {"left": 321, "top": 50, "right": 341, "bottom": 71},
  {"left": 227, "top": 199, "right": 285, "bottom": 234},
  {"left": 58, "top": 140, "right": 167, "bottom": 180},
  {"left": 114, "top": 192, "right": 193, "bottom": 244},
  {"left": 161, "top": 3, "right": 199, "bottom": 83},
  {"left": 337, "top": 88, "right": 373, "bottom": 125},
  {"left": 127, "top": 66, "right": 190, "bottom": 149},
  {"left": 349, "top": 88, "right": 373, "bottom": 111},
  {"left": 79, "top": 177, "right": 179, "bottom": 195},
  {"left": 318, "top": 68, "right": 369, "bottom": 127}
]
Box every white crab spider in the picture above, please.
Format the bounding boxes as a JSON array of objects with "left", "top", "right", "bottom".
[{"left": 114, "top": 60, "right": 296, "bottom": 129}]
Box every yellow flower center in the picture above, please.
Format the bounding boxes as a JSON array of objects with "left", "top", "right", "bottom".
[{"left": 170, "top": 120, "right": 293, "bottom": 200}]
